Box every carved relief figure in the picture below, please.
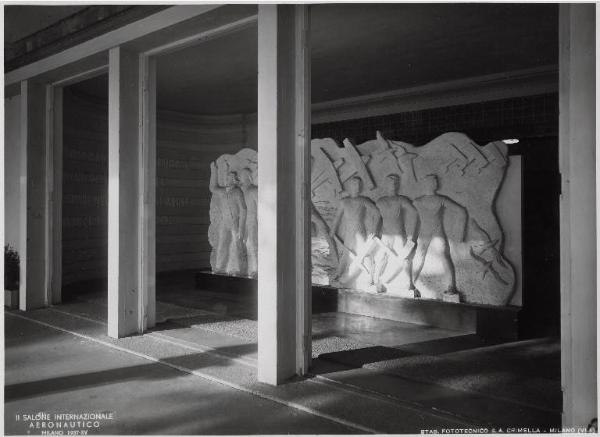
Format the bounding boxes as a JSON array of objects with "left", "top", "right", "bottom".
[
  {"left": 211, "top": 133, "right": 518, "bottom": 306},
  {"left": 238, "top": 168, "right": 258, "bottom": 278},
  {"left": 330, "top": 176, "right": 381, "bottom": 290},
  {"left": 374, "top": 174, "right": 419, "bottom": 295},
  {"left": 209, "top": 161, "right": 247, "bottom": 275},
  {"left": 412, "top": 174, "right": 468, "bottom": 300}
]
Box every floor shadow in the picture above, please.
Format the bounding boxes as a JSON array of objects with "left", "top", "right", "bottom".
[
  {"left": 5, "top": 343, "right": 259, "bottom": 403},
  {"left": 389, "top": 333, "right": 501, "bottom": 356},
  {"left": 312, "top": 336, "right": 562, "bottom": 414},
  {"left": 316, "top": 345, "right": 416, "bottom": 368},
  {"left": 5, "top": 362, "right": 169, "bottom": 401}
]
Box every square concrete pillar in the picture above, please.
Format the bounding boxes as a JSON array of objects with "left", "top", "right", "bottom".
[
  {"left": 46, "top": 85, "right": 63, "bottom": 305},
  {"left": 107, "top": 47, "right": 155, "bottom": 338},
  {"left": 558, "top": 3, "right": 597, "bottom": 428},
  {"left": 19, "top": 80, "right": 49, "bottom": 310},
  {"left": 257, "top": 4, "right": 312, "bottom": 385}
]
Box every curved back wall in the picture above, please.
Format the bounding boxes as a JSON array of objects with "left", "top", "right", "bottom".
[
  {"left": 61, "top": 90, "right": 256, "bottom": 287},
  {"left": 156, "top": 111, "right": 255, "bottom": 272}
]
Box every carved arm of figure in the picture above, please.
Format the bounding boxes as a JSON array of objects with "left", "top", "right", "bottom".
[{"left": 209, "top": 161, "right": 224, "bottom": 194}]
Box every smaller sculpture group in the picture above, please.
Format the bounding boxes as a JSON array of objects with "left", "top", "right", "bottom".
[
  {"left": 209, "top": 161, "right": 257, "bottom": 277},
  {"left": 329, "top": 173, "right": 467, "bottom": 300}
]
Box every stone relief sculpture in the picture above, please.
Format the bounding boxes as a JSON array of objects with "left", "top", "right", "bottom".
[{"left": 208, "top": 133, "right": 517, "bottom": 306}]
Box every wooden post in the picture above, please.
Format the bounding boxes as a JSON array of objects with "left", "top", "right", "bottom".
[
  {"left": 19, "top": 80, "right": 48, "bottom": 310},
  {"left": 108, "top": 46, "right": 155, "bottom": 338},
  {"left": 257, "top": 4, "right": 312, "bottom": 385},
  {"left": 558, "top": 3, "right": 597, "bottom": 428}
]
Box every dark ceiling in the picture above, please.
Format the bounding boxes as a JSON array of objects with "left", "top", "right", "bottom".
[
  {"left": 70, "top": 3, "right": 558, "bottom": 115},
  {"left": 4, "top": 6, "right": 87, "bottom": 43}
]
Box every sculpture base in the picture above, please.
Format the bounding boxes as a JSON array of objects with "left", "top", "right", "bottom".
[
  {"left": 195, "top": 270, "right": 520, "bottom": 341},
  {"left": 196, "top": 270, "right": 257, "bottom": 295},
  {"left": 442, "top": 292, "right": 461, "bottom": 303}
]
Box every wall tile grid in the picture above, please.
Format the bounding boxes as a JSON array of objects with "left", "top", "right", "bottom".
[{"left": 312, "top": 93, "right": 558, "bottom": 147}]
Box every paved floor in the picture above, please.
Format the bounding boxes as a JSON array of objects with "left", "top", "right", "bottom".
[
  {"left": 4, "top": 315, "right": 356, "bottom": 435},
  {"left": 6, "top": 307, "right": 474, "bottom": 435},
  {"left": 4, "top": 273, "right": 562, "bottom": 434}
]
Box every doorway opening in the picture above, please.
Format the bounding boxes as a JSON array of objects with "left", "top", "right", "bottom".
[
  {"left": 60, "top": 74, "right": 110, "bottom": 320},
  {"left": 149, "top": 22, "right": 260, "bottom": 363}
]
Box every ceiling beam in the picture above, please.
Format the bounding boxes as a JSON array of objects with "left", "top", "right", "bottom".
[
  {"left": 312, "top": 65, "right": 558, "bottom": 124},
  {"left": 5, "top": 5, "right": 221, "bottom": 87}
]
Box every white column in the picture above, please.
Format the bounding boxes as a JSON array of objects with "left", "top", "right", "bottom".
[
  {"left": 257, "top": 4, "right": 312, "bottom": 385},
  {"left": 46, "top": 85, "right": 63, "bottom": 305},
  {"left": 139, "top": 54, "right": 157, "bottom": 329},
  {"left": 19, "top": 80, "right": 48, "bottom": 310},
  {"left": 108, "top": 46, "right": 155, "bottom": 338},
  {"left": 558, "top": 4, "right": 597, "bottom": 428}
]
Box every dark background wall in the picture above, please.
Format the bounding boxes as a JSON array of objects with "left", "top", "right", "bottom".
[
  {"left": 312, "top": 94, "right": 557, "bottom": 145},
  {"left": 155, "top": 112, "right": 254, "bottom": 272},
  {"left": 62, "top": 88, "right": 108, "bottom": 286}
]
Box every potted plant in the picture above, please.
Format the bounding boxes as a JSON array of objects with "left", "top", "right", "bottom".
[{"left": 5, "top": 245, "right": 19, "bottom": 309}]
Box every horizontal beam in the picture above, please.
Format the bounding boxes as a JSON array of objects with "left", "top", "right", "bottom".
[
  {"left": 142, "top": 15, "right": 257, "bottom": 57},
  {"left": 312, "top": 65, "right": 558, "bottom": 124},
  {"left": 51, "top": 65, "right": 108, "bottom": 88},
  {"left": 5, "top": 5, "right": 220, "bottom": 86}
]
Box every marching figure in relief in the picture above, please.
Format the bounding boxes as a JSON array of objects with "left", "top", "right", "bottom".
[
  {"left": 209, "top": 161, "right": 247, "bottom": 275},
  {"left": 238, "top": 168, "right": 258, "bottom": 278},
  {"left": 412, "top": 174, "right": 468, "bottom": 301},
  {"left": 330, "top": 176, "right": 381, "bottom": 290},
  {"left": 374, "top": 174, "right": 419, "bottom": 295}
]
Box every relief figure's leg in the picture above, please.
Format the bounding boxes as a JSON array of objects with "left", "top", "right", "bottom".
[
  {"left": 439, "top": 233, "right": 457, "bottom": 292},
  {"left": 405, "top": 242, "right": 420, "bottom": 296},
  {"left": 216, "top": 226, "right": 232, "bottom": 272},
  {"left": 246, "top": 221, "right": 258, "bottom": 277},
  {"left": 380, "top": 237, "right": 405, "bottom": 284},
  {"left": 377, "top": 235, "right": 397, "bottom": 284},
  {"left": 229, "top": 228, "right": 246, "bottom": 276},
  {"left": 412, "top": 234, "right": 432, "bottom": 284},
  {"left": 335, "top": 251, "right": 349, "bottom": 280},
  {"left": 374, "top": 251, "right": 389, "bottom": 286},
  {"left": 363, "top": 255, "right": 375, "bottom": 285}
]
